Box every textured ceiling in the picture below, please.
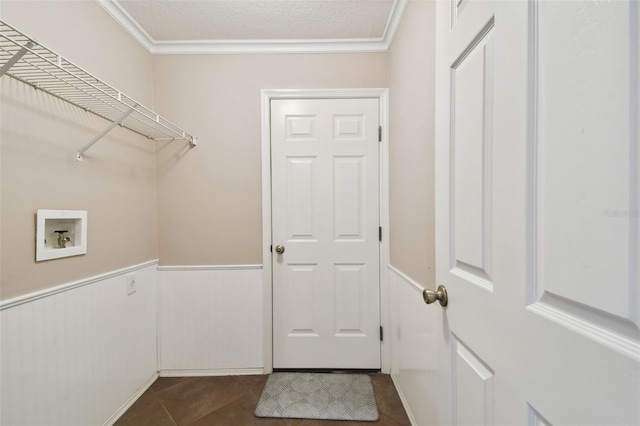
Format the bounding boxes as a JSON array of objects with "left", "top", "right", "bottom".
[
  {"left": 99, "top": 0, "right": 406, "bottom": 53},
  {"left": 117, "top": 0, "right": 395, "bottom": 41}
]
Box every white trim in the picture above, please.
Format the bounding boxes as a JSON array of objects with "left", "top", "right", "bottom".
[
  {"left": 155, "top": 264, "right": 162, "bottom": 381},
  {"left": 261, "top": 88, "right": 390, "bottom": 373},
  {"left": 157, "top": 264, "right": 262, "bottom": 272},
  {"left": 261, "top": 90, "right": 274, "bottom": 374},
  {"left": 149, "top": 39, "right": 391, "bottom": 55},
  {"left": 390, "top": 372, "right": 418, "bottom": 426},
  {"left": 158, "top": 368, "right": 265, "bottom": 377},
  {"left": 0, "top": 259, "right": 159, "bottom": 310},
  {"left": 96, "top": 0, "right": 154, "bottom": 52},
  {"left": 382, "top": 0, "right": 409, "bottom": 49},
  {"left": 388, "top": 264, "right": 426, "bottom": 294},
  {"left": 104, "top": 372, "right": 159, "bottom": 426},
  {"left": 261, "top": 88, "right": 390, "bottom": 100},
  {"left": 97, "top": 0, "right": 407, "bottom": 55},
  {"left": 378, "top": 89, "right": 391, "bottom": 374}
]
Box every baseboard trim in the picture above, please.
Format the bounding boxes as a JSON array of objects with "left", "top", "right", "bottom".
[
  {"left": 390, "top": 372, "right": 418, "bottom": 426},
  {"left": 159, "top": 368, "right": 265, "bottom": 377},
  {"left": 0, "top": 259, "right": 159, "bottom": 310},
  {"left": 157, "top": 264, "right": 263, "bottom": 272},
  {"left": 104, "top": 372, "right": 159, "bottom": 426}
]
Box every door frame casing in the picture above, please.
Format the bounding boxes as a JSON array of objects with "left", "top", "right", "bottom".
[{"left": 260, "top": 88, "right": 390, "bottom": 373}]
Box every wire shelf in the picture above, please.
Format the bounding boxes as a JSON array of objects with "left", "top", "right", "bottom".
[{"left": 0, "top": 19, "right": 197, "bottom": 160}]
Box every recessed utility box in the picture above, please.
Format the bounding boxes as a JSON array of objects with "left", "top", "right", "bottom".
[{"left": 36, "top": 210, "right": 87, "bottom": 262}]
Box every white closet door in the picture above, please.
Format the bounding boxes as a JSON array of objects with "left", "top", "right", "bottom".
[
  {"left": 271, "top": 98, "right": 381, "bottom": 369},
  {"left": 434, "top": 0, "right": 639, "bottom": 424}
]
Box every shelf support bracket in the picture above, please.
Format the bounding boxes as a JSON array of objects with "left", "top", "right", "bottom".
[
  {"left": 77, "top": 106, "right": 136, "bottom": 161},
  {"left": 0, "top": 41, "right": 34, "bottom": 77}
]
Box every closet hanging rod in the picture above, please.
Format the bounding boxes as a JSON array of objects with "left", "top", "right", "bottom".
[{"left": 0, "top": 19, "right": 198, "bottom": 161}]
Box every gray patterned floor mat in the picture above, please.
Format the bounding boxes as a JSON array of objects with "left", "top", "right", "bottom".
[{"left": 254, "top": 372, "right": 379, "bottom": 421}]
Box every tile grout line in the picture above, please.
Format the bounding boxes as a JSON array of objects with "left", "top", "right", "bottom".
[
  {"left": 150, "top": 382, "right": 179, "bottom": 426},
  {"left": 183, "top": 376, "right": 257, "bottom": 426}
]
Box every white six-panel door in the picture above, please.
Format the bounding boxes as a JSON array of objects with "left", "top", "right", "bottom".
[
  {"left": 435, "top": 0, "right": 639, "bottom": 424},
  {"left": 271, "top": 98, "right": 381, "bottom": 369}
]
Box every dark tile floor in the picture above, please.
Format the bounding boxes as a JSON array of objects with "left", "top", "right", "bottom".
[{"left": 115, "top": 374, "right": 411, "bottom": 426}]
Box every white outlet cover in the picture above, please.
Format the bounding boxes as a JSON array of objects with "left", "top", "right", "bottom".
[{"left": 126, "top": 274, "right": 137, "bottom": 295}]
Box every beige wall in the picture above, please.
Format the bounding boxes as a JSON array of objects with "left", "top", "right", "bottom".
[
  {"left": 153, "top": 53, "right": 389, "bottom": 265},
  {"left": 0, "top": 1, "right": 157, "bottom": 299},
  {"left": 388, "top": 1, "right": 437, "bottom": 287},
  {"left": 0, "top": 0, "right": 435, "bottom": 298}
]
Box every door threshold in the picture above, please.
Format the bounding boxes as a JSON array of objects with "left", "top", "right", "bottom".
[{"left": 273, "top": 368, "right": 381, "bottom": 374}]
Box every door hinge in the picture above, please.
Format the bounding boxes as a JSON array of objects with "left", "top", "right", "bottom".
[
  {"left": 378, "top": 125, "right": 382, "bottom": 142},
  {"left": 380, "top": 326, "right": 384, "bottom": 342},
  {"left": 379, "top": 226, "right": 382, "bottom": 242},
  {"left": 270, "top": 245, "right": 272, "bottom": 253}
]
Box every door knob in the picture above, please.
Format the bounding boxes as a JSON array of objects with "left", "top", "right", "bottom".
[
  {"left": 423, "top": 285, "right": 448, "bottom": 307},
  {"left": 275, "top": 245, "right": 285, "bottom": 254}
]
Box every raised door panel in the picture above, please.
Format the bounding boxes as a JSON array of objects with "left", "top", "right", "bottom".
[
  {"left": 286, "top": 157, "right": 318, "bottom": 241},
  {"left": 334, "top": 263, "right": 366, "bottom": 336},
  {"left": 286, "top": 115, "right": 316, "bottom": 140},
  {"left": 452, "top": 336, "right": 494, "bottom": 426},
  {"left": 527, "top": 405, "right": 552, "bottom": 426},
  {"left": 285, "top": 264, "right": 320, "bottom": 337},
  {"left": 450, "top": 20, "right": 495, "bottom": 290},
  {"left": 334, "top": 156, "right": 365, "bottom": 241},
  {"left": 333, "top": 114, "right": 366, "bottom": 141},
  {"left": 532, "top": 0, "right": 640, "bottom": 340}
]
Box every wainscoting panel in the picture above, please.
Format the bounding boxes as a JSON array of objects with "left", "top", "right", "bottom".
[
  {"left": 0, "top": 261, "right": 158, "bottom": 426},
  {"left": 389, "top": 265, "right": 442, "bottom": 426},
  {"left": 157, "top": 266, "right": 264, "bottom": 373}
]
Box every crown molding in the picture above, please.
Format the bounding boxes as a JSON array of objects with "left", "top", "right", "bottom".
[
  {"left": 148, "top": 38, "right": 391, "bottom": 55},
  {"left": 382, "top": 0, "right": 408, "bottom": 49},
  {"left": 97, "top": 0, "right": 155, "bottom": 52},
  {"left": 97, "top": 0, "right": 407, "bottom": 55}
]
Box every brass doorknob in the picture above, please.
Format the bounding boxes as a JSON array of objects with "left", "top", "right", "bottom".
[
  {"left": 423, "top": 285, "right": 448, "bottom": 307},
  {"left": 275, "top": 245, "right": 285, "bottom": 254}
]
